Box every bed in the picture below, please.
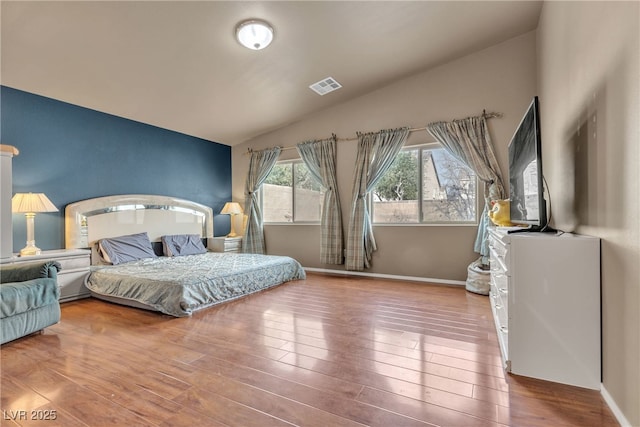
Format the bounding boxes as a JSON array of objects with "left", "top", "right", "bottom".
[{"left": 65, "top": 194, "right": 305, "bottom": 317}]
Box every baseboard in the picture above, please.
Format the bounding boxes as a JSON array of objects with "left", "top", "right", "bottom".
[
  {"left": 303, "top": 267, "right": 466, "bottom": 286},
  {"left": 601, "top": 385, "right": 633, "bottom": 427}
]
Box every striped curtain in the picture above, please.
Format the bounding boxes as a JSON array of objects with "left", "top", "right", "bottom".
[
  {"left": 345, "top": 128, "right": 410, "bottom": 271},
  {"left": 242, "top": 147, "right": 282, "bottom": 254},
  {"left": 296, "top": 135, "right": 344, "bottom": 264},
  {"left": 427, "top": 116, "right": 505, "bottom": 263}
]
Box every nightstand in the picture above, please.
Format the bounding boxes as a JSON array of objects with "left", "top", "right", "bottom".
[
  {"left": 210, "top": 236, "right": 242, "bottom": 253},
  {"left": 0, "top": 249, "right": 91, "bottom": 302}
]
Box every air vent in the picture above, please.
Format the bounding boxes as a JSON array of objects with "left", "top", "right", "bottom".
[{"left": 309, "top": 77, "right": 342, "bottom": 96}]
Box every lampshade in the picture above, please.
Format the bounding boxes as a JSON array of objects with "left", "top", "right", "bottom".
[
  {"left": 236, "top": 19, "right": 274, "bottom": 50},
  {"left": 220, "top": 202, "right": 243, "bottom": 215},
  {"left": 12, "top": 193, "right": 58, "bottom": 213}
]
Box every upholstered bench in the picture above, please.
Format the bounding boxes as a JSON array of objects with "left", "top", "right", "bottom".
[{"left": 1, "top": 261, "right": 61, "bottom": 345}]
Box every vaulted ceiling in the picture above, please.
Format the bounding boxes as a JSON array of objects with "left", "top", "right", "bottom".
[{"left": 1, "top": 1, "right": 542, "bottom": 146}]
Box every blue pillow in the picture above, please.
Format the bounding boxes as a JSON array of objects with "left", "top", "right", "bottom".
[
  {"left": 98, "top": 232, "right": 157, "bottom": 265},
  {"left": 162, "top": 234, "right": 206, "bottom": 257}
]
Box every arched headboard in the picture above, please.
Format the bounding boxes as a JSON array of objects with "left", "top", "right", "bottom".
[{"left": 65, "top": 194, "right": 214, "bottom": 250}]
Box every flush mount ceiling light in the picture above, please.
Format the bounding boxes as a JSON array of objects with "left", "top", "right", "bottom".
[{"left": 236, "top": 19, "right": 274, "bottom": 50}]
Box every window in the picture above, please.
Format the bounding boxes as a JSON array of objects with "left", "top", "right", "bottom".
[
  {"left": 263, "top": 161, "right": 324, "bottom": 223},
  {"left": 372, "top": 145, "right": 477, "bottom": 224}
]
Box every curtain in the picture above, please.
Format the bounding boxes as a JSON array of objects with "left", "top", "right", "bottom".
[
  {"left": 345, "top": 127, "right": 410, "bottom": 271},
  {"left": 427, "top": 116, "right": 505, "bottom": 263},
  {"left": 242, "top": 147, "right": 282, "bottom": 254},
  {"left": 296, "top": 135, "right": 344, "bottom": 264}
]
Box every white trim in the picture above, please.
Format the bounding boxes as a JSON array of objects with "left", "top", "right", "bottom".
[
  {"left": 601, "top": 385, "right": 633, "bottom": 427},
  {"left": 303, "top": 267, "right": 465, "bottom": 286}
]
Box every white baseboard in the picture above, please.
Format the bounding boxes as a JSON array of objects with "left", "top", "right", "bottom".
[
  {"left": 601, "top": 385, "right": 633, "bottom": 427},
  {"left": 303, "top": 267, "right": 466, "bottom": 286}
]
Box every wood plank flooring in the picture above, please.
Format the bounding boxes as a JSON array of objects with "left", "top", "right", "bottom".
[{"left": 1, "top": 273, "right": 618, "bottom": 426}]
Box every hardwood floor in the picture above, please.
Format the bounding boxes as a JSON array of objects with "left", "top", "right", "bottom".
[{"left": 1, "top": 273, "right": 617, "bottom": 426}]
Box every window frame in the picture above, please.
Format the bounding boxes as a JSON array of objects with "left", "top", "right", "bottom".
[
  {"left": 261, "top": 159, "right": 323, "bottom": 225},
  {"left": 371, "top": 142, "right": 480, "bottom": 226}
]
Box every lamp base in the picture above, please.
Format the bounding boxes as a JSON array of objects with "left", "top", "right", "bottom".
[
  {"left": 226, "top": 214, "right": 240, "bottom": 238},
  {"left": 19, "top": 241, "right": 41, "bottom": 256},
  {"left": 19, "top": 214, "right": 42, "bottom": 256}
]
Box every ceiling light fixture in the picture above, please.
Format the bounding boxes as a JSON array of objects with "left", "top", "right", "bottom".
[{"left": 236, "top": 19, "right": 274, "bottom": 50}]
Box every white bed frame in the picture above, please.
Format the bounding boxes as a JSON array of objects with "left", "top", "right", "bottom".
[
  {"left": 64, "top": 194, "right": 216, "bottom": 312},
  {"left": 65, "top": 194, "right": 215, "bottom": 259},
  {"left": 63, "top": 194, "right": 305, "bottom": 316}
]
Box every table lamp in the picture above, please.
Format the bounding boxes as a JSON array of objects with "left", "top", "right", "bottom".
[
  {"left": 11, "top": 193, "right": 58, "bottom": 256},
  {"left": 220, "top": 202, "right": 243, "bottom": 238}
]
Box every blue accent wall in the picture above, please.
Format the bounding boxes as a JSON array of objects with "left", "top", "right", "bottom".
[{"left": 1, "top": 86, "right": 232, "bottom": 251}]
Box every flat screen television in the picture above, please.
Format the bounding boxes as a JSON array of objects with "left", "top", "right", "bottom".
[{"left": 508, "top": 96, "right": 550, "bottom": 232}]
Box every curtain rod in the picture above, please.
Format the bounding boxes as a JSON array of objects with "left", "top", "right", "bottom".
[{"left": 244, "top": 110, "right": 502, "bottom": 155}]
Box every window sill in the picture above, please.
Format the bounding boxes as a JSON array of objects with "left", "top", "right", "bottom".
[
  {"left": 264, "top": 222, "right": 321, "bottom": 226},
  {"left": 264, "top": 222, "right": 478, "bottom": 227},
  {"left": 373, "top": 222, "right": 478, "bottom": 227}
]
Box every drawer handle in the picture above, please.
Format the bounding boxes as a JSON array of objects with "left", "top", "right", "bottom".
[
  {"left": 500, "top": 326, "right": 508, "bottom": 334},
  {"left": 499, "top": 287, "right": 508, "bottom": 294},
  {"left": 495, "top": 304, "right": 502, "bottom": 310}
]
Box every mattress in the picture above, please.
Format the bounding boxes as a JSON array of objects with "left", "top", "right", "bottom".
[{"left": 86, "top": 252, "right": 306, "bottom": 317}]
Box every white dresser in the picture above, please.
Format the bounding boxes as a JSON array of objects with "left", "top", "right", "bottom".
[
  {"left": 488, "top": 227, "right": 601, "bottom": 389},
  {"left": 0, "top": 249, "right": 91, "bottom": 302}
]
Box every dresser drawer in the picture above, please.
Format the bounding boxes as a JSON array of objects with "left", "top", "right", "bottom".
[
  {"left": 56, "top": 255, "right": 90, "bottom": 271},
  {"left": 495, "top": 296, "right": 508, "bottom": 327},
  {"left": 489, "top": 233, "right": 507, "bottom": 257},
  {"left": 490, "top": 289, "right": 509, "bottom": 369},
  {"left": 497, "top": 320, "right": 509, "bottom": 364},
  {"left": 210, "top": 237, "right": 242, "bottom": 253},
  {"left": 489, "top": 232, "right": 509, "bottom": 274},
  {"left": 491, "top": 270, "right": 509, "bottom": 295},
  {"left": 225, "top": 240, "right": 242, "bottom": 251},
  {"left": 59, "top": 270, "right": 91, "bottom": 302}
]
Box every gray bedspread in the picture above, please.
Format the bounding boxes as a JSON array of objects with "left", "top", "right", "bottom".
[{"left": 86, "top": 252, "right": 306, "bottom": 317}]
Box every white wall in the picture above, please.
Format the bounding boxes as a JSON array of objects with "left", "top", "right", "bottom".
[
  {"left": 232, "top": 31, "right": 538, "bottom": 282},
  {"left": 537, "top": 1, "right": 639, "bottom": 425}
]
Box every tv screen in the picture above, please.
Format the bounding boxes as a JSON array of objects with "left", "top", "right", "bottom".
[{"left": 508, "top": 96, "right": 547, "bottom": 229}]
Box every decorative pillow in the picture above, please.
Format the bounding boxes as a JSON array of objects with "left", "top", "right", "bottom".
[
  {"left": 98, "top": 232, "right": 157, "bottom": 265},
  {"left": 162, "top": 234, "right": 207, "bottom": 257}
]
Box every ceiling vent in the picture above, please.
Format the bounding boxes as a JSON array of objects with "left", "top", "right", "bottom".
[{"left": 309, "top": 77, "right": 342, "bottom": 96}]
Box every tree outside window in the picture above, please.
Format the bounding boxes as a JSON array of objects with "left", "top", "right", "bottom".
[{"left": 373, "top": 145, "right": 477, "bottom": 224}]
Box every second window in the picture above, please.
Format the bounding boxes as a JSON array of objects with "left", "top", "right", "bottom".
[{"left": 263, "top": 161, "right": 324, "bottom": 223}]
